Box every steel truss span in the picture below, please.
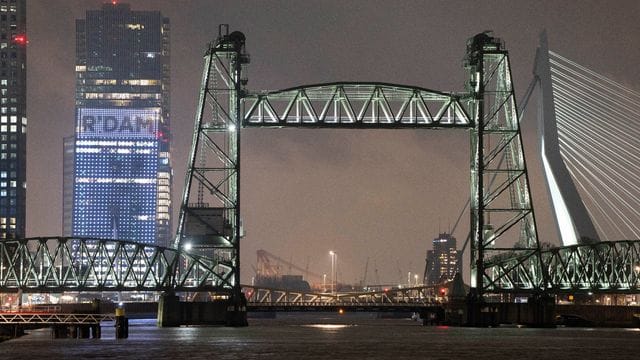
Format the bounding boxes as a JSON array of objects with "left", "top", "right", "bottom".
[
  {"left": 243, "top": 285, "right": 438, "bottom": 308},
  {"left": 0, "top": 237, "right": 233, "bottom": 293},
  {"left": 243, "top": 83, "right": 470, "bottom": 128},
  {"left": 484, "top": 240, "right": 640, "bottom": 293}
]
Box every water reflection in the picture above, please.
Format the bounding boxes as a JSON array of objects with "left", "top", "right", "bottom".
[{"left": 302, "top": 324, "right": 354, "bottom": 331}]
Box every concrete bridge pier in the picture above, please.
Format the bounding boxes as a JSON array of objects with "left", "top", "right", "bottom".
[
  {"left": 465, "top": 292, "right": 556, "bottom": 327},
  {"left": 465, "top": 292, "right": 498, "bottom": 327},
  {"left": 225, "top": 293, "right": 248, "bottom": 327},
  {"left": 526, "top": 293, "right": 556, "bottom": 327},
  {"left": 157, "top": 291, "right": 248, "bottom": 327}
]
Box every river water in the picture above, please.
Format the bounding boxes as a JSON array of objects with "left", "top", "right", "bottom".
[{"left": 2, "top": 313, "right": 639, "bottom": 359}]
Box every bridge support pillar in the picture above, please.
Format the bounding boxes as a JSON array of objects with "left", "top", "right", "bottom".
[
  {"left": 527, "top": 293, "right": 556, "bottom": 327},
  {"left": 465, "top": 293, "right": 498, "bottom": 327},
  {"left": 157, "top": 291, "right": 248, "bottom": 327},
  {"left": 225, "top": 293, "right": 248, "bottom": 327},
  {"left": 157, "top": 292, "right": 181, "bottom": 327},
  {"left": 78, "top": 325, "right": 91, "bottom": 339},
  {"left": 91, "top": 324, "right": 101, "bottom": 339}
]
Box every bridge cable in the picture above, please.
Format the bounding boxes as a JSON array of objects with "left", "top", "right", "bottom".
[{"left": 549, "top": 50, "right": 640, "bottom": 240}]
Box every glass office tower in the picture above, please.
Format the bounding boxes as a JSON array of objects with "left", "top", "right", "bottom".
[
  {"left": 425, "top": 232, "right": 460, "bottom": 285},
  {"left": 0, "top": 0, "right": 26, "bottom": 240},
  {"left": 69, "top": 2, "right": 171, "bottom": 246}
]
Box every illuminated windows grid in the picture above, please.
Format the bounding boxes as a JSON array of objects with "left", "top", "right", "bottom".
[
  {"left": 0, "top": 0, "right": 25, "bottom": 240},
  {"left": 73, "top": 139, "right": 158, "bottom": 244}
]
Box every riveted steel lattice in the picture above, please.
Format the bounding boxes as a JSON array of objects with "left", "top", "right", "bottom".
[
  {"left": 244, "top": 285, "right": 438, "bottom": 307},
  {"left": 0, "top": 313, "right": 115, "bottom": 325},
  {"left": 174, "top": 27, "right": 249, "bottom": 295},
  {"left": 0, "top": 237, "right": 229, "bottom": 293},
  {"left": 464, "top": 33, "right": 544, "bottom": 296},
  {"left": 243, "top": 83, "right": 470, "bottom": 128},
  {"left": 484, "top": 240, "right": 640, "bottom": 293}
]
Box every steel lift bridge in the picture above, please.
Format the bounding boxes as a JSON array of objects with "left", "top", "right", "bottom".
[
  {"left": 174, "top": 26, "right": 540, "bottom": 306},
  {"left": 1, "top": 28, "right": 639, "bottom": 315}
]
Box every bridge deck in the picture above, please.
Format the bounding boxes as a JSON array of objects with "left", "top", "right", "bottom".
[{"left": 248, "top": 302, "right": 442, "bottom": 313}]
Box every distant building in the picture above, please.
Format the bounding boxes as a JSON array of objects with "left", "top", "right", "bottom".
[
  {"left": 425, "top": 232, "right": 460, "bottom": 285},
  {"left": 66, "top": 2, "right": 171, "bottom": 246},
  {"left": 62, "top": 136, "right": 75, "bottom": 237},
  {"left": 0, "top": 0, "right": 26, "bottom": 239}
]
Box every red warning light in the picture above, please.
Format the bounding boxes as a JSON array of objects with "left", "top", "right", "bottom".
[
  {"left": 156, "top": 130, "right": 169, "bottom": 142},
  {"left": 111, "top": 0, "right": 118, "bottom": 5},
  {"left": 440, "top": 288, "right": 446, "bottom": 295},
  {"left": 12, "top": 35, "right": 27, "bottom": 46}
]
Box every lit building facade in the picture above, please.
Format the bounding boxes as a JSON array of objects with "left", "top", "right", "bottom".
[
  {"left": 0, "top": 0, "right": 26, "bottom": 239},
  {"left": 425, "top": 232, "right": 460, "bottom": 285},
  {"left": 68, "top": 3, "right": 171, "bottom": 246}
]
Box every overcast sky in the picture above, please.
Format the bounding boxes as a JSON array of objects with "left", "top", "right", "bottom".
[{"left": 26, "top": 0, "right": 640, "bottom": 285}]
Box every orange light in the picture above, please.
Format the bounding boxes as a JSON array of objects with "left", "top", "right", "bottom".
[{"left": 338, "top": 308, "right": 344, "bottom": 315}]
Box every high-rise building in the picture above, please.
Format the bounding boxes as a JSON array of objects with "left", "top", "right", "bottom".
[
  {"left": 425, "top": 232, "right": 460, "bottom": 285},
  {"left": 66, "top": 2, "right": 171, "bottom": 246},
  {"left": 0, "top": 0, "right": 26, "bottom": 240}
]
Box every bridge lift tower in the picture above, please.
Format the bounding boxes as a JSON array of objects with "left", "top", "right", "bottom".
[
  {"left": 464, "top": 33, "right": 545, "bottom": 300},
  {"left": 174, "top": 26, "right": 249, "bottom": 325},
  {"left": 174, "top": 27, "right": 547, "bottom": 325}
]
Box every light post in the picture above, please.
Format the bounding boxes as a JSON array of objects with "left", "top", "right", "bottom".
[
  {"left": 329, "top": 251, "right": 337, "bottom": 294},
  {"left": 323, "top": 273, "right": 327, "bottom": 292}
]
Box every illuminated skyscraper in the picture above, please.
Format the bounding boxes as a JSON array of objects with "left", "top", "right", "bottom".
[
  {"left": 425, "top": 232, "right": 460, "bottom": 285},
  {"left": 0, "top": 0, "right": 26, "bottom": 240},
  {"left": 68, "top": 2, "right": 171, "bottom": 246}
]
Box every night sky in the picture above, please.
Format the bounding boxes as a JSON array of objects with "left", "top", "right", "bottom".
[{"left": 26, "top": 1, "right": 640, "bottom": 285}]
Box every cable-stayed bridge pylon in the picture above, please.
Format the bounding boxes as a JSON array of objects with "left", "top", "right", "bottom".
[{"left": 535, "top": 31, "right": 640, "bottom": 245}]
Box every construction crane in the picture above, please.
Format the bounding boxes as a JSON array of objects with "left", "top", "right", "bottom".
[
  {"left": 359, "top": 257, "right": 369, "bottom": 288},
  {"left": 255, "top": 249, "right": 325, "bottom": 283}
]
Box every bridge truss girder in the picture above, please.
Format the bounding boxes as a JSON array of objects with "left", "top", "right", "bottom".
[
  {"left": 243, "top": 83, "right": 470, "bottom": 128},
  {"left": 0, "top": 237, "right": 230, "bottom": 293},
  {"left": 243, "top": 285, "right": 437, "bottom": 306},
  {"left": 484, "top": 240, "right": 640, "bottom": 293},
  {"left": 0, "top": 237, "right": 636, "bottom": 295}
]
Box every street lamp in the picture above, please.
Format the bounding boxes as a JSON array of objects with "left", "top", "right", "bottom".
[
  {"left": 323, "top": 273, "right": 327, "bottom": 292},
  {"left": 329, "top": 251, "right": 337, "bottom": 294},
  {"left": 414, "top": 274, "right": 419, "bottom": 286}
]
